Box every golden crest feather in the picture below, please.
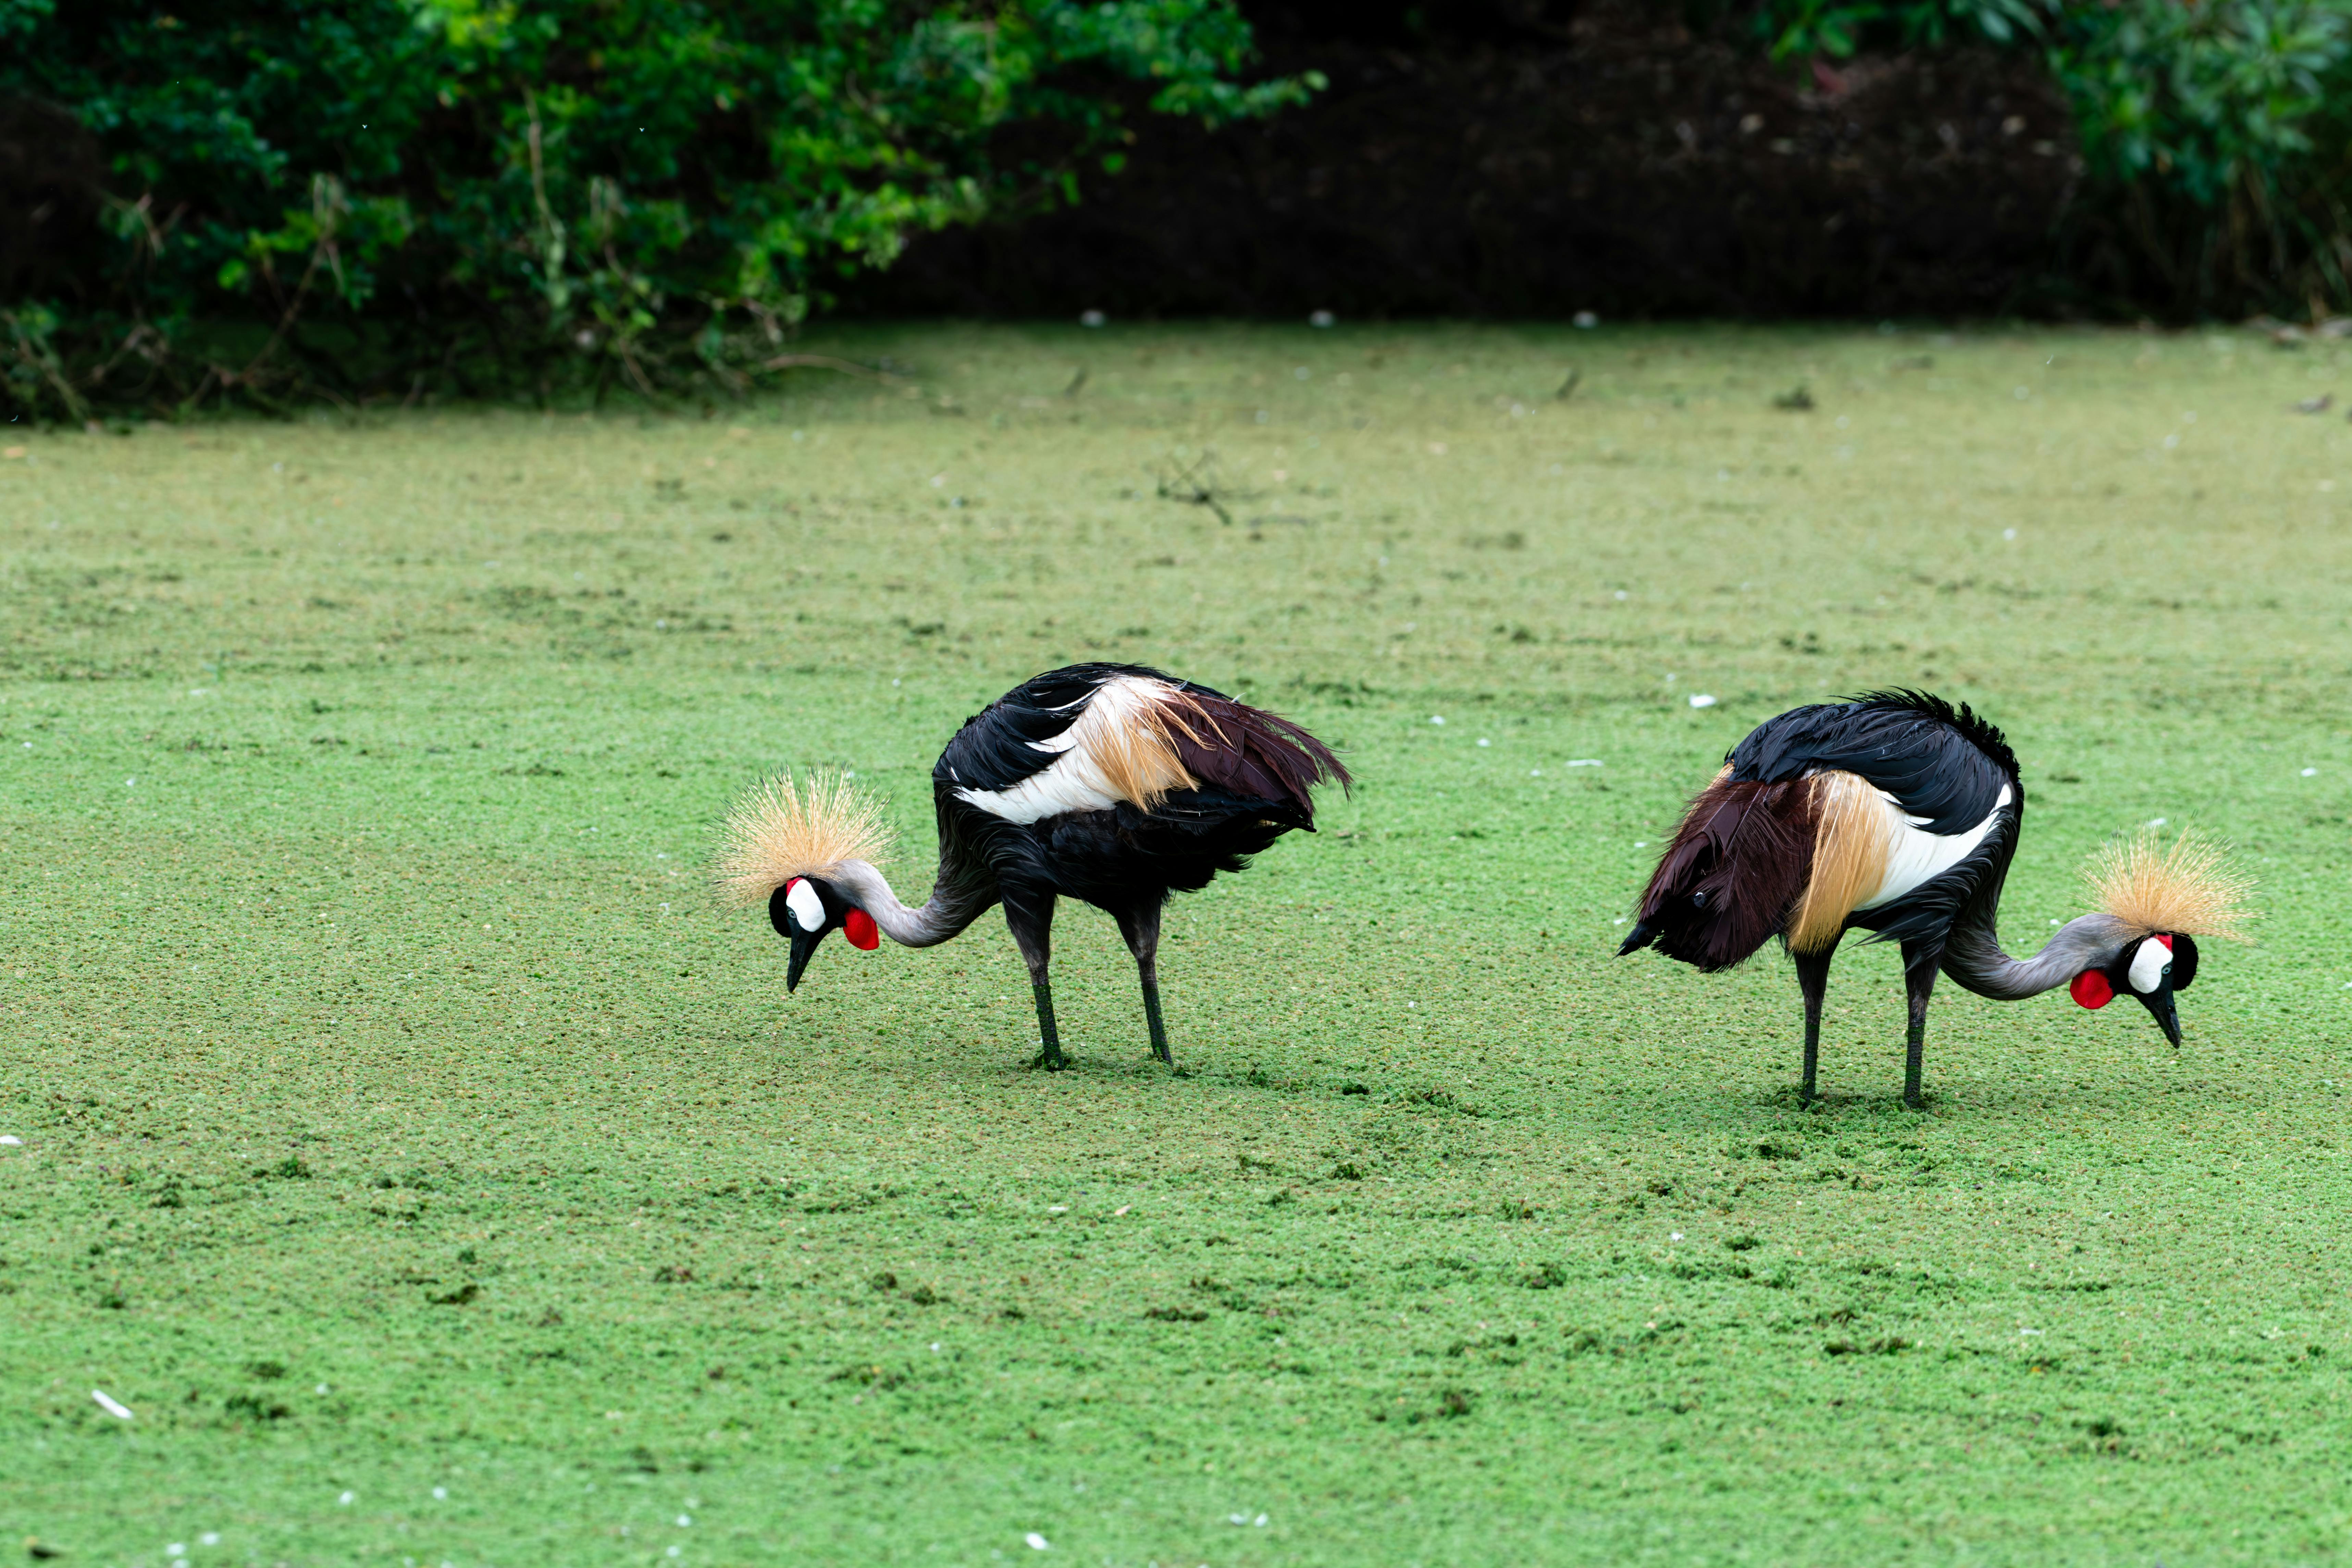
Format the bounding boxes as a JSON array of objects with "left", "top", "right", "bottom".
[
  {"left": 2083, "top": 827, "right": 2254, "bottom": 941},
  {"left": 715, "top": 770, "right": 892, "bottom": 905}
]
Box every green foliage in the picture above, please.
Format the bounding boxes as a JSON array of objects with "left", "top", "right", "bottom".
[
  {"left": 1732, "top": 0, "right": 2352, "bottom": 315},
  {"left": 0, "top": 0, "right": 1305, "bottom": 413}
]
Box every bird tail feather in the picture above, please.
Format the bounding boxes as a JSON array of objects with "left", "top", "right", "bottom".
[{"left": 1627, "top": 770, "right": 1815, "bottom": 971}]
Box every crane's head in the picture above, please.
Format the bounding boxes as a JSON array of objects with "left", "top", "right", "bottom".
[
  {"left": 2069, "top": 828, "right": 2254, "bottom": 1047},
  {"left": 2070, "top": 932, "right": 2195, "bottom": 1046},
  {"left": 715, "top": 771, "right": 893, "bottom": 994},
  {"left": 771, "top": 875, "right": 880, "bottom": 991}
]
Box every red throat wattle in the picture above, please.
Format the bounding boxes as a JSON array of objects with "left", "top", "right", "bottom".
[
  {"left": 843, "top": 907, "right": 880, "bottom": 950},
  {"left": 2070, "top": 969, "right": 2115, "bottom": 1009}
]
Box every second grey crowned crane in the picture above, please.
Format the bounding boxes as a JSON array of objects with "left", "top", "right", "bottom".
[{"left": 1619, "top": 690, "right": 2250, "bottom": 1107}]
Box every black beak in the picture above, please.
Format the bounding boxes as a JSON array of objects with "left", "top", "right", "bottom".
[
  {"left": 1617, "top": 921, "right": 1658, "bottom": 957},
  {"left": 786, "top": 924, "right": 825, "bottom": 993},
  {"left": 2136, "top": 985, "right": 2182, "bottom": 1048}
]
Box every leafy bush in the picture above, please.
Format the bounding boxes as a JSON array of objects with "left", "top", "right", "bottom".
[
  {"left": 0, "top": 0, "right": 1307, "bottom": 414},
  {"left": 1729, "top": 0, "right": 2352, "bottom": 315}
]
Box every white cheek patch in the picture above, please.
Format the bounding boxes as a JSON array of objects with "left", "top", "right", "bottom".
[
  {"left": 2127, "top": 937, "right": 2170, "bottom": 995},
  {"left": 784, "top": 877, "right": 826, "bottom": 933}
]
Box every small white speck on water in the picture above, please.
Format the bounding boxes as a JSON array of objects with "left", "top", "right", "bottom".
[
  {"left": 1688, "top": 694, "right": 1717, "bottom": 708},
  {"left": 1430, "top": 715, "right": 1446, "bottom": 725},
  {"left": 1477, "top": 737, "right": 1490, "bottom": 746},
  {"left": 1027, "top": 1532, "right": 1052, "bottom": 1550},
  {"left": 2303, "top": 767, "right": 2319, "bottom": 776}
]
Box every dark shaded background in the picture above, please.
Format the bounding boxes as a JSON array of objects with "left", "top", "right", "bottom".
[{"left": 857, "top": 0, "right": 2077, "bottom": 320}]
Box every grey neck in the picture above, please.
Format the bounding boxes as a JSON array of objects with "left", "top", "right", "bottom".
[
  {"left": 1941, "top": 910, "right": 2133, "bottom": 1002},
  {"left": 825, "top": 859, "right": 993, "bottom": 949}
]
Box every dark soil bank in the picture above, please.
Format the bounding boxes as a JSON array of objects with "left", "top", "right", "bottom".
[{"left": 859, "top": 1, "right": 2078, "bottom": 320}]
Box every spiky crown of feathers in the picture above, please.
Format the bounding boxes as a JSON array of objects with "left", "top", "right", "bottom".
[
  {"left": 716, "top": 771, "right": 892, "bottom": 906},
  {"left": 2083, "top": 828, "right": 2254, "bottom": 941}
]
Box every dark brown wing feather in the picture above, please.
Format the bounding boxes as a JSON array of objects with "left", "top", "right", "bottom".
[
  {"left": 1165, "top": 693, "right": 1351, "bottom": 820},
  {"left": 1630, "top": 775, "right": 1816, "bottom": 971}
]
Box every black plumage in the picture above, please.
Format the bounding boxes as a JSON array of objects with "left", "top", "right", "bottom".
[{"left": 1727, "top": 688, "right": 2018, "bottom": 834}]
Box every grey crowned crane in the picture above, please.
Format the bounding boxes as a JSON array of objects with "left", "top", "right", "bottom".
[
  {"left": 1619, "top": 690, "right": 2250, "bottom": 1107},
  {"left": 718, "top": 663, "right": 1350, "bottom": 1070}
]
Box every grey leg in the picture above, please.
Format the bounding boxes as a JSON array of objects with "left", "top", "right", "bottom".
[
  {"left": 1900, "top": 940, "right": 1943, "bottom": 1110},
  {"left": 1003, "top": 889, "right": 1063, "bottom": 1071},
  {"left": 1793, "top": 947, "right": 1833, "bottom": 1103},
  {"left": 1114, "top": 902, "right": 1172, "bottom": 1065}
]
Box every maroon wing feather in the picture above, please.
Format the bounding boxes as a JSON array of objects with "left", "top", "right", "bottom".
[
  {"left": 1165, "top": 694, "right": 1350, "bottom": 820},
  {"left": 1631, "top": 776, "right": 1816, "bottom": 971}
]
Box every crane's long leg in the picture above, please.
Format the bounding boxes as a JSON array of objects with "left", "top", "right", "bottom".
[
  {"left": 1793, "top": 947, "right": 1833, "bottom": 1103},
  {"left": 1899, "top": 939, "right": 1944, "bottom": 1110},
  {"left": 1114, "top": 901, "right": 1172, "bottom": 1065},
  {"left": 1003, "top": 887, "right": 1064, "bottom": 1071}
]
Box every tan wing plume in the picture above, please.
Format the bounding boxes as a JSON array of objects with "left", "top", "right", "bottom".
[{"left": 1786, "top": 770, "right": 1894, "bottom": 953}]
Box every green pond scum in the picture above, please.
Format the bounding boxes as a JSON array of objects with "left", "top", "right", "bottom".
[{"left": 3, "top": 322, "right": 2350, "bottom": 1565}]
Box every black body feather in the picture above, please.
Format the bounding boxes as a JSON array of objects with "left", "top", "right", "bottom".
[
  {"left": 930, "top": 663, "right": 1348, "bottom": 921},
  {"left": 1729, "top": 688, "right": 2018, "bottom": 835}
]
